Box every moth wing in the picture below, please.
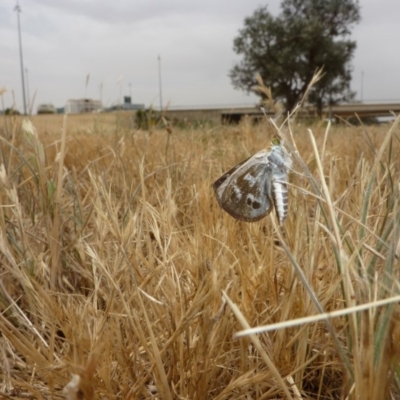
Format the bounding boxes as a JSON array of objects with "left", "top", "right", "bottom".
[
  {"left": 213, "top": 154, "right": 253, "bottom": 194},
  {"left": 213, "top": 151, "right": 273, "bottom": 222}
]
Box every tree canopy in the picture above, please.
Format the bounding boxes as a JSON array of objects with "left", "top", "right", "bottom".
[{"left": 230, "top": 0, "right": 361, "bottom": 115}]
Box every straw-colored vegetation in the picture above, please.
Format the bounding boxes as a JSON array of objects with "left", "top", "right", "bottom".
[{"left": 0, "top": 112, "right": 399, "bottom": 399}]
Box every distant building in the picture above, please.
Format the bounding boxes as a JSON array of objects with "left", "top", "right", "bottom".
[
  {"left": 65, "top": 99, "right": 103, "bottom": 114},
  {"left": 107, "top": 96, "right": 145, "bottom": 111},
  {"left": 37, "top": 104, "right": 56, "bottom": 114}
]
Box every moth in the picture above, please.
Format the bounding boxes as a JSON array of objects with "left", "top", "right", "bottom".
[{"left": 213, "top": 138, "right": 292, "bottom": 224}]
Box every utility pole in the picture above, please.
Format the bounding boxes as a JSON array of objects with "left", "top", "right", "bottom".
[
  {"left": 15, "top": 1, "right": 27, "bottom": 115},
  {"left": 360, "top": 71, "right": 364, "bottom": 103},
  {"left": 158, "top": 55, "right": 163, "bottom": 110},
  {"left": 25, "top": 67, "right": 30, "bottom": 113}
]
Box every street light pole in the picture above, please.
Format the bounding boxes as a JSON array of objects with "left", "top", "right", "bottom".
[
  {"left": 25, "top": 67, "right": 30, "bottom": 113},
  {"left": 360, "top": 71, "right": 364, "bottom": 103},
  {"left": 15, "top": 1, "right": 27, "bottom": 115},
  {"left": 158, "top": 55, "right": 163, "bottom": 110}
]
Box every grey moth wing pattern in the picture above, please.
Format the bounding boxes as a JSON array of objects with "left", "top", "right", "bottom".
[
  {"left": 213, "top": 141, "right": 292, "bottom": 224},
  {"left": 213, "top": 150, "right": 274, "bottom": 222}
]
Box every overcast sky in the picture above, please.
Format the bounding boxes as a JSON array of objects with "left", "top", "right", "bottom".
[{"left": 1, "top": 0, "right": 400, "bottom": 112}]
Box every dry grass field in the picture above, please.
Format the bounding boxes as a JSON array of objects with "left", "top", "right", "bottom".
[{"left": 0, "top": 112, "right": 399, "bottom": 399}]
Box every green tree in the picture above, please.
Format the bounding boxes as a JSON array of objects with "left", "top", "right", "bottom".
[{"left": 230, "top": 0, "right": 361, "bottom": 115}]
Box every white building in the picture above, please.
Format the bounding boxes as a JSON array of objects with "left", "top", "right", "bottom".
[{"left": 65, "top": 99, "right": 103, "bottom": 114}]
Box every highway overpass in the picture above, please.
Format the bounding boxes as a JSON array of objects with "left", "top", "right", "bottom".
[{"left": 163, "top": 103, "right": 400, "bottom": 124}]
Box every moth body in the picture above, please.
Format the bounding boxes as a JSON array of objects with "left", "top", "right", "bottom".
[{"left": 272, "top": 180, "right": 289, "bottom": 225}]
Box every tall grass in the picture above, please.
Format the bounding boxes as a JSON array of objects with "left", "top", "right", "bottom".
[{"left": 0, "top": 113, "right": 399, "bottom": 399}]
